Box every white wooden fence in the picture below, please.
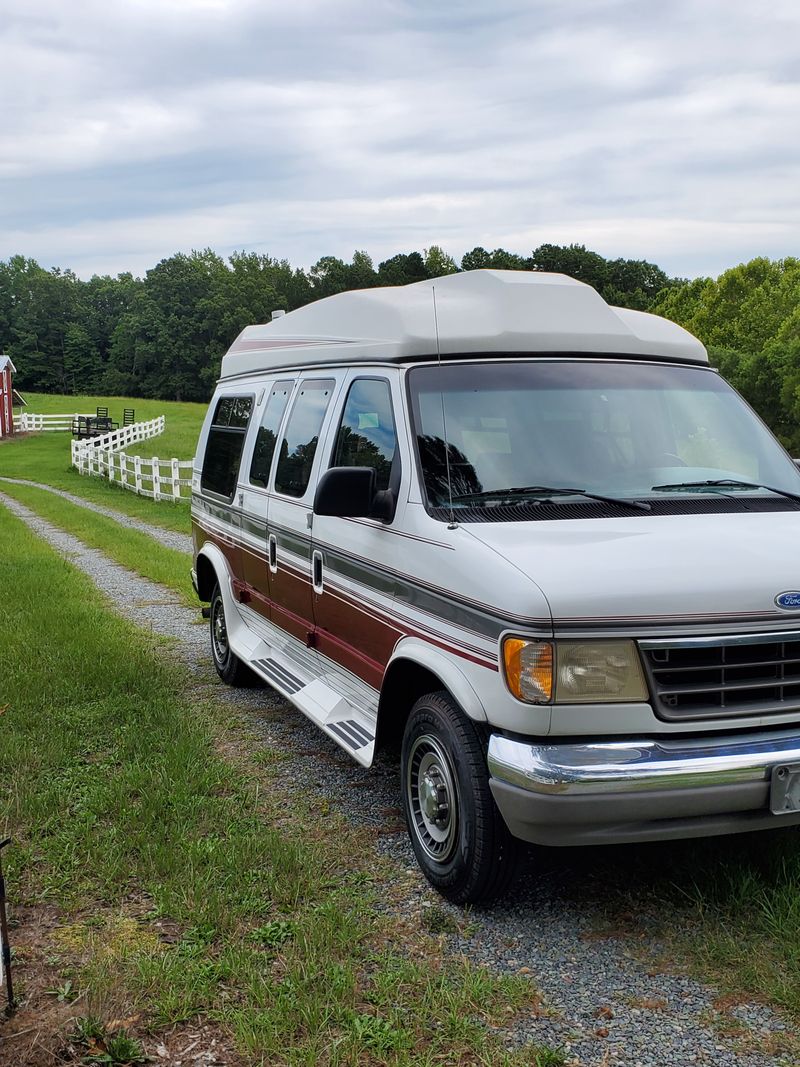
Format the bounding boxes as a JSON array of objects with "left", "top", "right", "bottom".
[
  {"left": 70, "top": 416, "right": 194, "bottom": 501},
  {"left": 14, "top": 412, "right": 93, "bottom": 432}
]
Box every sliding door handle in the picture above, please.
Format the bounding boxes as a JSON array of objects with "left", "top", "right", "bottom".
[{"left": 312, "top": 550, "right": 324, "bottom": 594}]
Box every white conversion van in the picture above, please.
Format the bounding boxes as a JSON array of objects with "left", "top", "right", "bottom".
[{"left": 192, "top": 269, "right": 800, "bottom": 903}]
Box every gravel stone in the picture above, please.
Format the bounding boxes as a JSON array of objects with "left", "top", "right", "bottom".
[
  {"left": 2, "top": 488, "right": 793, "bottom": 1067},
  {"left": 0, "top": 476, "right": 192, "bottom": 553}
]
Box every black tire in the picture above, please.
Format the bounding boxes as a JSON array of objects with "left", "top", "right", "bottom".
[
  {"left": 400, "top": 690, "right": 518, "bottom": 904},
  {"left": 209, "top": 582, "right": 258, "bottom": 687}
]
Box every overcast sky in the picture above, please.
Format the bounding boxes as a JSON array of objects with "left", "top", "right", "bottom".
[{"left": 1, "top": 0, "right": 799, "bottom": 281}]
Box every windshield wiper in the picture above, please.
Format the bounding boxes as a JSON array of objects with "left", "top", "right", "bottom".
[
  {"left": 451, "top": 485, "right": 651, "bottom": 511},
  {"left": 651, "top": 479, "right": 800, "bottom": 505}
]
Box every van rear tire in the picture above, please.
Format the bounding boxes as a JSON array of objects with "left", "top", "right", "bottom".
[
  {"left": 401, "top": 691, "right": 517, "bottom": 904},
  {"left": 209, "top": 583, "right": 258, "bottom": 687}
]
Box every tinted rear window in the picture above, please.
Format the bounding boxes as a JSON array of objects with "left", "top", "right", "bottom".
[{"left": 201, "top": 394, "right": 253, "bottom": 499}]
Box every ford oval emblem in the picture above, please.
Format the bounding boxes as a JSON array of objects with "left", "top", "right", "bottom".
[{"left": 776, "top": 591, "right": 800, "bottom": 610}]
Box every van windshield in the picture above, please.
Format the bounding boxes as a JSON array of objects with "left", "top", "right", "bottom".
[{"left": 408, "top": 360, "right": 800, "bottom": 512}]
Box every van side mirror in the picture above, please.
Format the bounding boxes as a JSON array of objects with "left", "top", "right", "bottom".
[{"left": 314, "top": 467, "right": 377, "bottom": 518}]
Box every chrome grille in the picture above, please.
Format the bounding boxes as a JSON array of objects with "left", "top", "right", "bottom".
[{"left": 640, "top": 632, "right": 800, "bottom": 722}]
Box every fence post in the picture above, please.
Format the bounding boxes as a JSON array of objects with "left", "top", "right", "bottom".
[
  {"left": 171, "top": 459, "right": 180, "bottom": 500},
  {"left": 152, "top": 457, "right": 160, "bottom": 501},
  {"left": 120, "top": 453, "right": 127, "bottom": 488},
  {"left": 134, "top": 455, "right": 142, "bottom": 495}
]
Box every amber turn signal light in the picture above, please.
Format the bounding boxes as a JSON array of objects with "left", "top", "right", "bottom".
[{"left": 503, "top": 638, "right": 554, "bottom": 703}]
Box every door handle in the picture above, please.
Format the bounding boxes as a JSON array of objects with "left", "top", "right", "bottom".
[
  {"left": 312, "top": 550, "right": 324, "bottom": 594},
  {"left": 268, "top": 534, "right": 277, "bottom": 573}
]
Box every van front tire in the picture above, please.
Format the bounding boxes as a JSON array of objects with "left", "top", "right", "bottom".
[
  {"left": 401, "top": 691, "right": 517, "bottom": 904},
  {"left": 209, "top": 583, "right": 257, "bottom": 687}
]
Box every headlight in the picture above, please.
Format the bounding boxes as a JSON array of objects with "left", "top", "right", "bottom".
[{"left": 502, "top": 638, "right": 648, "bottom": 704}]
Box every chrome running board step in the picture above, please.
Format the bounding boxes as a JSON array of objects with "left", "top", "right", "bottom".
[{"left": 248, "top": 651, "right": 376, "bottom": 767}]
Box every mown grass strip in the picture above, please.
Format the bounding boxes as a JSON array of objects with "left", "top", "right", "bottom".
[
  {"left": 0, "top": 504, "right": 559, "bottom": 1066},
  {"left": 0, "top": 482, "right": 193, "bottom": 605},
  {"left": 0, "top": 433, "right": 191, "bottom": 533},
  {"left": 0, "top": 430, "right": 191, "bottom": 535}
]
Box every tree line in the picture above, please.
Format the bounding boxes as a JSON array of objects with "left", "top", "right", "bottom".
[
  {"left": 0, "top": 244, "right": 675, "bottom": 403},
  {"left": 651, "top": 257, "right": 800, "bottom": 452},
  {"left": 1, "top": 245, "right": 799, "bottom": 451}
]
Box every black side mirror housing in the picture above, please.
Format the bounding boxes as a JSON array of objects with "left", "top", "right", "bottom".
[
  {"left": 314, "top": 467, "right": 377, "bottom": 518},
  {"left": 370, "top": 489, "right": 396, "bottom": 523}
]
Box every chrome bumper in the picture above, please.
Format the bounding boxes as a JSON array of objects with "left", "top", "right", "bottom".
[{"left": 487, "top": 728, "right": 800, "bottom": 797}]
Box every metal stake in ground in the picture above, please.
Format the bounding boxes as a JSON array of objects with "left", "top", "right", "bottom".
[{"left": 0, "top": 838, "right": 13, "bottom": 1011}]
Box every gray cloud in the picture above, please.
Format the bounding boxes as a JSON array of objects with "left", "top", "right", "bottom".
[{"left": 1, "top": 0, "right": 799, "bottom": 279}]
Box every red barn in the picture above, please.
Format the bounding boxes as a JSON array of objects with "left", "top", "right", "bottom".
[{"left": 0, "top": 355, "right": 15, "bottom": 438}]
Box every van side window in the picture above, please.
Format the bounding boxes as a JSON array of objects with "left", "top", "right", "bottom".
[
  {"left": 249, "top": 380, "right": 293, "bottom": 488},
  {"left": 332, "top": 378, "right": 397, "bottom": 491},
  {"left": 274, "top": 380, "right": 335, "bottom": 497},
  {"left": 201, "top": 395, "right": 254, "bottom": 499}
]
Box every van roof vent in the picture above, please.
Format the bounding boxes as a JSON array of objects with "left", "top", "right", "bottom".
[{"left": 271, "top": 309, "right": 286, "bottom": 320}]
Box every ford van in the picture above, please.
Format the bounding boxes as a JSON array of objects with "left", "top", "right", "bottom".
[{"left": 192, "top": 269, "right": 800, "bottom": 903}]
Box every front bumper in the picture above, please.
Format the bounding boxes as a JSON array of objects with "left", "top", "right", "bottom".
[{"left": 487, "top": 728, "right": 800, "bottom": 846}]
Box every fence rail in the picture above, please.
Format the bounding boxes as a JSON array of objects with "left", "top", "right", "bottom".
[
  {"left": 70, "top": 416, "right": 193, "bottom": 501},
  {"left": 14, "top": 412, "right": 93, "bottom": 432}
]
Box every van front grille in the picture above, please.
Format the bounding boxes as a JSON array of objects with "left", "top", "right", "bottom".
[{"left": 640, "top": 632, "right": 800, "bottom": 721}]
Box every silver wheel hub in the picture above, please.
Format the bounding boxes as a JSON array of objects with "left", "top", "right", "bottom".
[
  {"left": 420, "top": 772, "right": 449, "bottom": 827},
  {"left": 212, "top": 601, "right": 228, "bottom": 660},
  {"left": 407, "top": 734, "right": 459, "bottom": 863}
]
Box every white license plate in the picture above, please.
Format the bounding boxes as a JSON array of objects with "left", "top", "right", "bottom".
[{"left": 769, "top": 762, "right": 800, "bottom": 815}]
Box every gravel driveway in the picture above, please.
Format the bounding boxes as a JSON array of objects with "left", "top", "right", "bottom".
[{"left": 1, "top": 487, "right": 793, "bottom": 1067}]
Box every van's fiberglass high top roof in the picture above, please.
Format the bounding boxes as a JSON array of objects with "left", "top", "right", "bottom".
[{"left": 220, "top": 269, "right": 707, "bottom": 380}]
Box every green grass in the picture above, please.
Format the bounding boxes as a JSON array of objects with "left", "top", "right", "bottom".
[
  {"left": 0, "top": 481, "right": 193, "bottom": 604},
  {"left": 555, "top": 830, "right": 800, "bottom": 1036},
  {"left": 1, "top": 395, "right": 195, "bottom": 534},
  {"left": 19, "top": 391, "right": 206, "bottom": 462},
  {"left": 0, "top": 503, "right": 551, "bottom": 1065},
  {"left": 661, "top": 833, "right": 800, "bottom": 1019}
]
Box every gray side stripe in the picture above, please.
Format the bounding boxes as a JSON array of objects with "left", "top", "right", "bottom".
[
  {"left": 322, "top": 545, "right": 509, "bottom": 639},
  {"left": 195, "top": 495, "right": 548, "bottom": 638},
  {"left": 277, "top": 527, "right": 313, "bottom": 561},
  {"left": 242, "top": 514, "right": 267, "bottom": 539}
]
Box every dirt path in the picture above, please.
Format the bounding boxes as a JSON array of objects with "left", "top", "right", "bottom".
[{"left": 1, "top": 488, "right": 793, "bottom": 1067}]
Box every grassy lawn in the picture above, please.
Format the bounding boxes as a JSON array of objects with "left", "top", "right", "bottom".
[
  {"left": 1, "top": 395, "right": 197, "bottom": 534},
  {"left": 0, "top": 504, "right": 557, "bottom": 1067},
  {"left": 18, "top": 391, "right": 206, "bottom": 461}
]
